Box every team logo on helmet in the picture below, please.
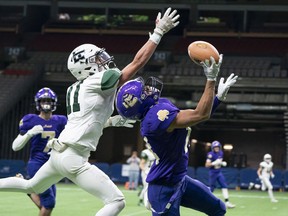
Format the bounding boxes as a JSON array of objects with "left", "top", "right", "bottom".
[{"left": 34, "top": 87, "right": 57, "bottom": 113}]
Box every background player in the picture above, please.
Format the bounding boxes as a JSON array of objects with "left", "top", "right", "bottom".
[
  {"left": 138, "top": 147, "right": 155, "bottom": 206},
  {"left": 257, "top": 153, "right": 278, "bottom": 202},
  {"left": 116, "top": 54, "right": 239, "bottom": 215},
  {"left": 12, "top": 87, "right": 67, "bottom": 216},
  {"left": 205, "top": 140, "right": 236, "bottom": 209},
  {"left": 0, "top": 7, "right": 180, "bottom": 216}
]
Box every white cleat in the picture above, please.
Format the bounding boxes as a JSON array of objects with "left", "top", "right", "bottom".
[
  {"left": 15, "top": 173, "right": 24, "bottom": 179},
  {"left": 271, "top": 199, "right": 278, "bottom": 203},
  {"left": 225, "top": 202, "right": 236, "bottom": 209}
]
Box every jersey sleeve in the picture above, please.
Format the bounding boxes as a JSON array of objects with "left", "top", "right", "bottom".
[
  {"left": 141, "top": 98, "right": 179, "bottom": 136},
  {"left": 19, "top": 114, "right": 36, "bottom": 135},
  {"left": 206, "top": 152, "right": 213, "bottom": 161},
  {"left": 84, "top": 68, "right": 121, "bottom": 92}
]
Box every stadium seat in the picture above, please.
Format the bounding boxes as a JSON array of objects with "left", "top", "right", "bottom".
[
  {"left": 239, "top": 168, "right": 258, "bottom": 189},
  {"left": 0, "top": 159, "right": 26, "bottom": 178},
  {"left": 93, "top": 162, "right": 110, "bottom": 177}
]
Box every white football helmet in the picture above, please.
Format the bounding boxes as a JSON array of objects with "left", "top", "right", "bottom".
[
  {"left": 263, "top": 153, "right": 272, "bottom": 162},
  {"left": 67, "top": 43, "right": 114, "bottom": 80}
]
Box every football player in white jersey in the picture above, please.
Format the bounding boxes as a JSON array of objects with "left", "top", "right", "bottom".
[
  {"left": 257, "top": 153, "right": 278, "bottom": 202},
  {"left": 138, "top": 147, "right": 155, "bottom": 207},
  {"left": 0, "top": 7, "right": 180, "bottom": 216}
]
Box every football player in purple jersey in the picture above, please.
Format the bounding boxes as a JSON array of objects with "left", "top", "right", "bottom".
[
  {"left": 12, "top": 87, "right": 67, "bottom": 216},
  {"left": 116, "top": 54, "right": 238, "bottom": 215},
  {"left": 205, "top": 140, "right": 236, "bottom": 209}
]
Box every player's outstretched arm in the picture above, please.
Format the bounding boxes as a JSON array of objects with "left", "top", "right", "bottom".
[
  {"left": 167, "top": 56, "right": 223, "bottom": 131},
  {"left": 119, "top": 7, "right": 180, "bottom": 86},
  {"left": 12, "top": 125, "right": 43, "bottom": 151}
]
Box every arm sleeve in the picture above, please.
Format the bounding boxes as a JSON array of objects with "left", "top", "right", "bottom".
[
  {"left": 12, "top": 134, "right": 31, "bottom": 151},
  {"left": 211, "top": 96, "right": 222, "bottom": 116}
]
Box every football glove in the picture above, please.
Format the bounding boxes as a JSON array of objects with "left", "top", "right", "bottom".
[
  {"left": 201, "top": 54, "right": 223, "bottom": 81},
  {"left": 211, "top": 159, "right": 222, "bottom": 166},
  {"left": 45, "top": 138, "right": 67, "bottom": 153},
  {"left": 105, "top": 115, "right": 136, "bottom": 128},
  {"left": 221, "top": 161, "right": 227, "bottom": 167},
  {"left": 150, "top": 7, "right": 180, "bottom": 44},
  {"left": 26, "top": 125, "right": 43, "bottom": 137},
  {"left": 271, "top": 173, "right": 275, "bottom": 179},
  {"left": 217, "top": 73, "right": 238, "bottom": 101}
]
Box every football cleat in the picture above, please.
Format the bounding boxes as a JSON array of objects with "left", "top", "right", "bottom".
[
  {"left": 225, "top": 202, "right": 236, "bottom": 209},
  {"left": 15, "top": 173, "right": 24, "bottom": 179},
  {"left": 248, "top": 182, "right": 254, "bottom": 190},
  {"left": 271, "top": 199, "right": 278, "bottom": 203}
]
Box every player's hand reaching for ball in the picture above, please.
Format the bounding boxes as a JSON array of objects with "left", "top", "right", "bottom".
[{"left": 201, "top": 54, "right": 223, "bottom": 81}]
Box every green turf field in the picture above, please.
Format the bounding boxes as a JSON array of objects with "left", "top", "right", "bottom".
[{"left": 0, "top": 183, "right": 287, "bottom": 215}]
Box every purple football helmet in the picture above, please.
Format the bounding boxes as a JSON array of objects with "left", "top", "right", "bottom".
[
  {"left": 34, "top": 87, "right": 57, "bottom": 112},
  {"left": 211, "top": 140, "right": 222, "bottom": 150},
  {"left": 116, "top": 76, "right": 163, "bottom": 120}
]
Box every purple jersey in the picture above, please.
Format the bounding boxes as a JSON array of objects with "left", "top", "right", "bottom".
[
  {"left": 141, "top": 98, "right": 190, "bottom": 185},
  {"left": 19, "top": 114, "right": 67, "bottom": 164},
  {"left": 207, "top": 150, "right": 224, "bottom": 172}
]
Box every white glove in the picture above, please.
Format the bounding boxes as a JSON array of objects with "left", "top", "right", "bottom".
[
  {"left": 271, "top": 173, "right": 275, "bottom": 179},
  {"left": 258, "top": 175, "right": 263, "bottom": 180},
  {"left": 200, "top": 54, "right": 223, "bottom": 81},
  {"left": 105, "top": 115, "right": 136, "bottom": 128},
  {"left": 45, "top": 138, "right": 67, "bottom": 153},
  {"left": 211, "top": 159, "right": 222, "bottom": 166},
  {"left": 217, "top": 73, "right": 238, "bottom": 101},
  {"left": 149, "top": 7, "right": 180, "bottom": 44},
  {"left": 221, "top": 161, "right": 227, "bottom": 167},
  {"left": 26, "top": 125, "right": 43, "bottom": 137}
]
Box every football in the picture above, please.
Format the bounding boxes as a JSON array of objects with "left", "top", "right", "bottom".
[{"left": 188, "top": 41, "right": 220, "bottom": 65}]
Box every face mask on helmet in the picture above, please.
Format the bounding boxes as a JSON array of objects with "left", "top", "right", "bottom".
[
  {"left": 67, "top": 44, "right": 114, "bottom": 81},
  {"left": 35, "top": 87, "right": 57, "bottom": 113},
  {"left": 263, "top": 154, "right": 272, "bottom": 162},
  {"left": 211, "top": 141, "right": 221, "bottom": 151},
  {"left": 116, "top": 76, "right": 163, "bottom": 121}
]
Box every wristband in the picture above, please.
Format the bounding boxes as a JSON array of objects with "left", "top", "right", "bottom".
[{"left": 149, "top": 32, "right": 162, "bottom": 45}]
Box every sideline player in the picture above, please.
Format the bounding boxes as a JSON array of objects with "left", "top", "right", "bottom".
[
  {"left": 0, "top": 7, "right": 180, "bottom": 216},
  {"left": 205, "top": 140, "right": 236, "bottom": 209},
  {"left": 116, "top": 55, "right": 239, "bottom": 215},
  {"left": 138, "top": 147, "right": 155, "bottom": 206},
  {"left": 13, "top": 87, "right": 67, "bottom": 216},
  {"left": 257, "top": 153, "right": 278, "bottom": 202}
]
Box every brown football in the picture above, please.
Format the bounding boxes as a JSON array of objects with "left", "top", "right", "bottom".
[{"left": 188, "top": 41, "right": 220, "bottom": 65}]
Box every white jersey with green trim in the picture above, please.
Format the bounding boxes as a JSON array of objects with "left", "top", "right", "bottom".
[
  {"left": 58, "top": 68, "right": 121, "bottom": 152},
  {"left": 259, "top": 161, "right": 274, "bottom": 178}
]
